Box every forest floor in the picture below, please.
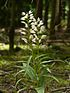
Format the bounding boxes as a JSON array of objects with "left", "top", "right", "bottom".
[{"left": 0, "top": 44, "right": 70, "bottom": 93}]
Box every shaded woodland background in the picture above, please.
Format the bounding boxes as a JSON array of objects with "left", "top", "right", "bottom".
[{"left": 0, "top": 0, "right": 70, "bottom": 51}]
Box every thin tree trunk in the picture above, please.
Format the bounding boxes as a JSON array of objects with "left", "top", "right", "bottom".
[
  {"left": 9, "top": 0, "right": 15, "bottom": 51},
  {"left": 55, "top": 0, "right": 62, "bottom": 32},
  {"left": 67, "top": 0, "right": 70, "bottom": 33},
  {"left": 36, "top": 0, "right": 43, "bottom": 19},
  {"left": 50, "top": 0, "right": 57, "bottom": 40},
  {"left": 44, "top": 0, "right": 49, "bottom": 28},
  {"left": 62, "top": 0, "right": 66, "bottom": 20}
]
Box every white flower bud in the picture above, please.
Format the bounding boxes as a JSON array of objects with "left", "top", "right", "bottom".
[
  {"left": 29, "top": 20, "right": 32, "bottom": 23},
  {"left": 29, "top": 35, "right": 33, "bottom": 39},
  {"left": 25, "top": 23, "right": 28, "bottom": 28},
  {"left": 32, "top": 44, "right": 36, "bottom": 46},
  {"left": 22, "top": 12, "right": 25, "bottom": 15},
  {"left": 37, "top": 17, "right": 40, "bottom": 22},
  {"left": 37, "top": 24, "right": 41, "bottom": 27},
  {"left": 25, "top": 14, "right": 28, "bottom": 18},
  {"left": 41, "top": 35, "right": 46, "bottom": 39},
  {"left": 39, "top": 39, "right": 41, "bottom": 43},
  {"left": 21, "top": 31, "right": 26, "bottom": 35},
  {"left": 34, "top": 22, "right": 37, "bottom": 25},
  {"left": 29, "top": 10, "right": 32, "bottom": 14}
]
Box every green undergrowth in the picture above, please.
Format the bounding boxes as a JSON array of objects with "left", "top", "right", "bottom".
[{"left": 0, "top": 45, "right": 70, "bottom": 93}]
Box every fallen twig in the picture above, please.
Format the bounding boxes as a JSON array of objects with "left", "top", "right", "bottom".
[{"left": 51, "top": 86, "right": 70, "bottom": 92}]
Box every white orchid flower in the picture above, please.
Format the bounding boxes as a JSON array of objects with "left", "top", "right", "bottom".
[
  {"left": 21, "top": 28, "right": 26, "bottom": 31},
  {"left": 25, "top": 23, "right": 28, "bottom": 28},
  {"left": 22, "top": 12, "right": 25, "bottom": 15},
  {"left": 32, "top": 18, "right": 36, "bottom": 22},
  {"left": 41, "top": 35, "right": 46, "bottom": 39},
  {"left": 29, "top": 35, "right": 33, "bottom": 39},
  {"left": 37, "top": 20, "right": 44, "bottom": 27},
  {"left": 32, "top": 26, "right": 37, "bottom": 31},
  {"left": 32, "top": 38, "right": 36, "bottom": 43},
  {"left": 30, "top": 14, "right": 33, "bottom": 17},
  {"left": 21, "top": 11, "right": 47, "bottom": 46},
  {"left": 23, "top": 14, "right": 28, "bottom": 19},
  {"left": 34, "top": 34, "right": 38, "bottom": 40},
  {"left": 31, "top": 22, "right": 35, "bottom": 25},
  {"left": 21, "top": 17, "right": 25, "bottom": 20},
  {"left": 34, "top": 27, "right": 37, "bottom": 31},
  {"left": 29, "top": 10, "right": 32, "bottom": 14},
  {"left": 39, "top": 20, "right": 43, "bottom": 26},
  {"left": 40, "top": 26, "right": 45, "bottom": 32},
  {"left": 21, "top": 32, "right": 26, "bottom": 35},
  {"left": 21, "top": 38, "right": 28, "bottom": 43},
  {"left": 31, "top": 24, "right": 36, "bottom": 29},
  {"left": 39, "top": 39, "right": 41, "bottom": 43},
  {"left": 37, "top": 24, "right": 41, "bottom": 27},
  {"left": 37, "top": 17, "right": 40, "bottom": 22},
  {"left": 32, "top": 44, "right": 36, "bottom": 46},
  {"left": 30, "top": 29, "right": 35, "bottom": 34},
  {"left": 30, "top": 15, "right": 34, "bottom": 20},
  {"left": 29, "top": 20, "right": 32, "bottom": 23},
  {"left": 31, "top": 24, "right": 37, "bottom": 31},
  {"left": 21, "top": 21, "right": 25, "bottom": 24},
  {"left": 21, "top": 21, "right": 28, "bottom": 28},
  {"left": 34, "top": 22, "right": 37, "bottom": 25}
]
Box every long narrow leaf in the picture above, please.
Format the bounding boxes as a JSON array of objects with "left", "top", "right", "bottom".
[
  {"left": 17, "top": 87, "right": 26, "bottom": 93},
  {"left": 35, "top": 86, "right": 44, "bottom": 93},
  {"left": 35, "top": 54, "right": 47, "bottom": 60},
  {"left": 15, "top": 69, "right": 25, "bottom": 77},
  {"left": 15, "top": 78, "right": 22, "bottom": 87}
]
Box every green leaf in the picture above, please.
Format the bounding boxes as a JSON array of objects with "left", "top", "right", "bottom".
[
  {"left": 15, "top": 69, "right": 25, "bottom": 76},
  {"left": 41, "top": 60, "right": 54, "bottom": 64},
  {"left": 46, "top": 68, "right": 51, "bottom": 73},
  {"left": 48, "top": 75, "right": 59, "bottom": 83},
  {"left": 27, "top": 55, "right": 32, "bottom": 66},
  {"left": 15, "top": 78, "right": 22, "bottom": 87},
  {"left": 35, "top": 54, "right": 47, "bottom": 60},
  {"left": 17, "top": 87, "right": 26, "bottom": 93},
  {"left": 25, "top": 63, "right": 37, "bottom": 80},
  {"left": 35, "top": 86, "right": 44, "bottom": 93},
  {"left": 40, "top": 56, "right": 51, "bottom": 62}
]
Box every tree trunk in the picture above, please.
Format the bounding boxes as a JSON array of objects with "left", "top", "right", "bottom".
[
  {"left": 55, "top": 0, "right": 61, "bottom": 25},
  {"left": 36, "top": 0, "right": 43, "bottom": 19},
  {"left": 62, "top": 0, "right": 66, "bottom": 20},
  {"left": 50, "top": 0, "right": 57, "bottom": 40},
  {"left": 9, "top": 0, "right": 15, "bottom": 51},
  {"left": 44, "top": 0, "right": 49, "bottom": 28},
  {"left": 55, "top": 0, "right": 62, "bottom": 33},
  {"left": 67, "top": 0, "right": 70, "bottom": 33}
]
